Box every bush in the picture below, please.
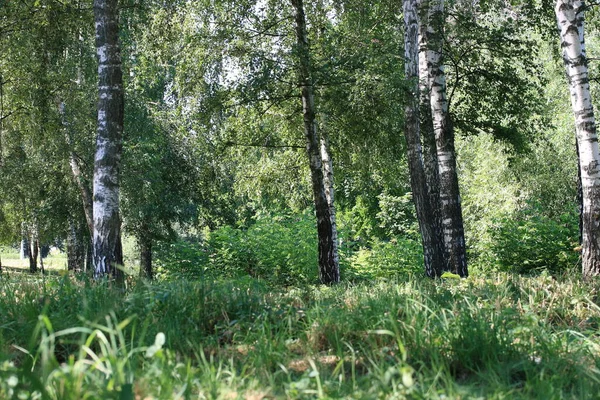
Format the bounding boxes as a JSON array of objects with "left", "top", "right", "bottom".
[
  {"left": 376, "top": 192, "right": 419, "bottom": 239},
  {"left": 489, "top": 207, "right": 580, "bottom": 274},
  {"left": 154, "top": 239, "right": 209, "bottom": 280},
  {"left": 345, "top": 237, "right": 423, "bottom": 280},
  {"left": 206, "top": 212, "right": 318, "bottom": 285},
  {"left": 155, "top": 212, "right": 425, "bottom": 283}
]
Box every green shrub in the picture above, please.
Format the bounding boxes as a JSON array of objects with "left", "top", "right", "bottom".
[
  {"left": 376, "top": 192, "right": 419, "bottom": 239},
  {"left": 154, "top": 239, "right": 209, "bottom": 280},
  {"left": 489, "top": 207, "right": 580, "bottom": 274},
  {"left": 346, "top": 237, "right": 423, "bottom": 280},
  {"left": 156, "top": 212, "right": 424, "bottom": 283},
  {"left": 206, "top": 212, "right": 318, "bottom": 285}
]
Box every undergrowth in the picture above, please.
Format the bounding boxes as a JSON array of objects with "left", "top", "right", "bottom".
[{"left": 0, "top": 273, "right": 599, "bottom": 399}]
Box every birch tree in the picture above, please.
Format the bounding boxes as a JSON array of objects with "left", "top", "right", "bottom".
[
  {"left": 426, "top": 0, "right": 468, "bottom": 277},
  {"left": 403, "top": 0, "right": 445, "bottom": 278},
  {"left": 92, "top": 0, "right": 124, "bottom": 279},
  {"left": 417, "top": 0, "right": 444, "bottom": 271},
  {"left": 291, "top": 0, "right": 340, "bottom": 284},
  {"left": 320, "top": 128, "right": 339, "bottom": 272},
  {"left": 556, "top": 0, "right": 600, "bottom": 277}
]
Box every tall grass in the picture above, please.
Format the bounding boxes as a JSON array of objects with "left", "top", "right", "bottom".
[{"left": 0, "top": 272, "right": 599, "bottom": 398}]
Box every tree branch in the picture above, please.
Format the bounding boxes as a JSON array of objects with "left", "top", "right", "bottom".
[
  {"left": 223, "top": 140, "right": 304, "bottom": 149},
  {"left": 0, "top": 106, "right": 25, "bottom": 122}
]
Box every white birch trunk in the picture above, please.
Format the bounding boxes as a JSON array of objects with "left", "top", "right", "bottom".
[
  {"left": 29, "top": 221, "right": 39, "bottom": 273},
  {"left": 556, "top": 0, "right": 600, "bottom": 277},
  {"left": 320, "top": 127, "right": 340, "bottom": 270},
  {"left": 38, "top": 239, "right": 45, "bottom": 275},
  {"left": 427, "top": 0, "right": 468, "bottom": 277},
  {"left": 418, "top": 0, "right": 436, "bottom": 190},
  {"left": 418, "top": 0, "right": 445, "bottom": 268},
  {"left": 404, "top": 0, "right": 445, "bottom": 278},
  {"left": 93, "top": 0, "right": 124, "bottom": 280}
]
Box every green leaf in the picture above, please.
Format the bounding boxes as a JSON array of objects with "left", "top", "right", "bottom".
[{"left": 441, "top": 272, "right": 461, "bottom": 279}]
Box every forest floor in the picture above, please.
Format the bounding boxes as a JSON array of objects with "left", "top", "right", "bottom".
[
  {"left": 0, "top": 249, "right": 67, "bottom": 272},
  {"left": 0, "top": 270, "right": 599, "bottom": 399}
]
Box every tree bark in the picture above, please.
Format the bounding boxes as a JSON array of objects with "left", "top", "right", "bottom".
[
  {"left": 29, "top": 244, "right": 38, "bottom": 273},
  {"left": 28, "top": 219, "right": 42, "bottom": 274},
  {"left": 60, "top": 102, "right": 94, "bottom": 237},
  {"left": 320, "top": 126, "right": 340, "bottom": 272},
  {"left": 29, "top": 227, "right": 38, "bottom": 273},
  {"left": 67, "top": 218, "right": 86, "bottom": 272},
  {"left": 556, "top": 0, "right": 600, "bottom": 277},
  {"left": 291, "top": 0, "right": 340, "bottom": 284},
  {"left": 93, "top": 0, "right": 124, "bottom": 281},
  {"left": 38, "top": 240, "right": 45, "bottom": 275},
  {"left": 20, "top": 222, "right": 29, "bottom": 260},
  {"left": 427, "top": 0, "right": 468, "bottom": 277},
  {"left": 417, "top": 0, "right": 445, "bottom": 270},
  {"left": 85, "top": 239, "right": 93, "bottom": 273},
  {"left": 403, "top": 0, "right": 445, "bottom": 278},
  {"left": 138, "top": 225, "right": 153, "bottom": 280},
  {"left": 575, "top": 139, "right": 583, "bottom": 244},
  {"left": 418, "top": 0, "right": 438, "bottom": 201}
]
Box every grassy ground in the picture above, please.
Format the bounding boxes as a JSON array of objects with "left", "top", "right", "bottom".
[
  {"left": 0, "top": 248, "right": 67, "bottom": 272},
  {"left": 0, "top": 271, "right": 599, "bottom": 399}
]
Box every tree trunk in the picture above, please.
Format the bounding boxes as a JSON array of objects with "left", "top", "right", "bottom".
[
  {"left": 85, "top": 239, "right": 93, "bottom": 273},
  {"left": 417, "top": 0, "right": 445, "bottom": 270},
  {"left": 576, "top": 137, "right": 584, "bottom": 244},
  {"left": 403, "top": 0, "right": 445, "bottom": 278},
  {"left": 67, "top": 224, "right": 77, "bottom": 271},
  {"left": 320, "top": 126, "right": 340, "bottom": 272},
  {"left": 29, "top": 220, "right": 40, "bottom": 273},
  {"left": 20, "top": 222, "right": 29, "bottom": 260},
  {"left": 29, "top": 246, "right": 38, "bottom": 273},
  {"left": 67, "top": 218, "right": 86, "bottom": 272},
  {"left": 29, "top": 233, "right": 38, "bottom": 274},
  {"left": 291, "top": 0, "right": 340, "bottom": 284},
  {"left": 556, "top": 0, "right": 600, "bottom": 277},
  {"left": 60, "top": 102, "right": 94, "bottom": 237},
  {"left": 72, "top": 156, "right": 94, "bottom": 238},
  {"left": 38, "top": 240, "right": 45, "bottom": 275},
  {"left": 418, "top": 0, "right": 438, "bottom": 200},
  {"left": 93, "top": 0, "right": 124, "bottom": 281},
  {"left": 138, "top": 226, "right": 153, "bottom": 280},
  {"left": 427, "top": 0, "right": 468, "bottom": 277}
]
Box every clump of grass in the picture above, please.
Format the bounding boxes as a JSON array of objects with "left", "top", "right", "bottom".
[{"left": 0, "top": 272, "right": 599, "bottom": 398}]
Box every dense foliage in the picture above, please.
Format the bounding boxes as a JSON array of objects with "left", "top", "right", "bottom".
[{"left": 0, "top": 0, "right": 588, "bottom": 279}]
